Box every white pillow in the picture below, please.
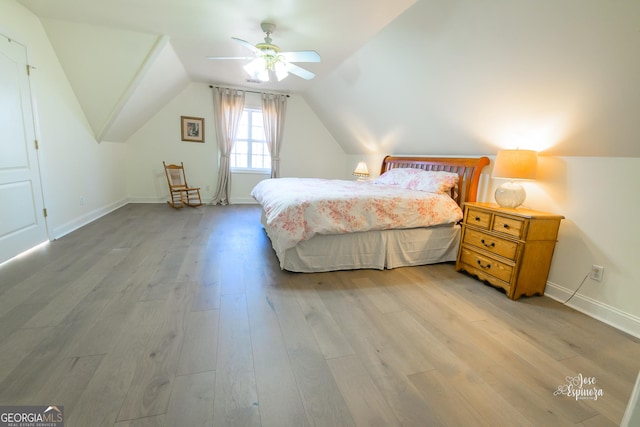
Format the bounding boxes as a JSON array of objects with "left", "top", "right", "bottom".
[{"left": 374, "top": 168, "right": 459, "bottom": 193}]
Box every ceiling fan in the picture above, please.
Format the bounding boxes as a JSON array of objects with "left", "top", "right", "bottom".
[{"left": 207, "top": 22, "right": 321, "bottom": 82}]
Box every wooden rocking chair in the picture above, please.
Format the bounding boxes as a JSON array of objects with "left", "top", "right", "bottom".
[{"left": 163, "top": 161, "right": 203, "bottom": 208}]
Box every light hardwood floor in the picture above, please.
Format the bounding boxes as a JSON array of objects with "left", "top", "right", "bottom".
[{"left": 0, "top": 203, "right": 638, "bottom": 426}]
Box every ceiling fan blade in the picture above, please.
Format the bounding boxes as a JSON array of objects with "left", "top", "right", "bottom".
[
  {"left": 280, "top": 50, "right": 321, "bottom": 63},
  {"left": 206, "top": 56, "right": 254, "bottom": 60},
  {"left": 285, "top": 63, "right": 315, "bottom": 80},
  {"left": 232, "top": 37, "right": 260, "bottom": 54}
]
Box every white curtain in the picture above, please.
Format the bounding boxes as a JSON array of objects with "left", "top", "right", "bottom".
[
  {"left": 211, "top": 87, "right": 245, "bottom": 205},
  {"left": 261, "top": 93, "right": 288, "bottom": 178}
]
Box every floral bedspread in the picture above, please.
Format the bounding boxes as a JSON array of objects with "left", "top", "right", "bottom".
[{"left": 251, "top": 177, "right": 463, "bottom": 254}]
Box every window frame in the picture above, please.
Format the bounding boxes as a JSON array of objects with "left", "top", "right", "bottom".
[{"left": 230, "top": 108, "right": 271, "bottom": 175}]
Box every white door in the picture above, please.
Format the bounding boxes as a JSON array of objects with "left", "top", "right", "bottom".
[{"left": 0, "top": 35, "right": 48, "bottom": 264}]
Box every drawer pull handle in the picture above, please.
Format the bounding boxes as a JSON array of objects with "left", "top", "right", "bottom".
[
  {"left": 477, "top": 260, "right": 491, "bottom": 269},
  {"left": 474, "top": 216, "right": 481, "bottom": 221},
  {"left": 503, "top": 224, "right": 509, "bottom": 229},
  {"left": 481, "top": 239, "right": 495, "bottom": 248}
]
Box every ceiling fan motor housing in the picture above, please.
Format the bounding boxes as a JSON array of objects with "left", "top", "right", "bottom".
[
  {"left": 260, "top": 22, "right": 277, "bottom": 35},
  {"left": 257, "top": 22, "right": 279, "bottom": 51}
]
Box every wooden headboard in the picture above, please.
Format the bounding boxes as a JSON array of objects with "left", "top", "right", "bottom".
[{"left": 380, "top": 156, "right": 491, "bottom": 206}]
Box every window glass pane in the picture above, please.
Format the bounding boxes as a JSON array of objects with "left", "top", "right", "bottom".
[
  {"left": 253, "top": 126, "right": 265, "bottom": 141},
  {"left": 252, "top": 142, "right": 263, "bottom": 156},
  {"left": 252, "top": 111, "right": 263, "bottom": 127},
  {"left": 251, "top": 142, "right": 271, "bottom": 168},
  {"left": 234, "top": 140, "right": 248, "bottom": 154},
  {"left": 231, "top": 109, "right": 270, "bottom": 171},
  {"left": 234, "top": 152, "right": 247, "bottom": 168},
  {"left": 252, "top": 154, "right": 269, "bottom": 169},
  {"left": 231, "top": 141, "right": 247, "bottom": 168},
  {"left": 236, "top": 112, "right": 249, "bottom": 139}
]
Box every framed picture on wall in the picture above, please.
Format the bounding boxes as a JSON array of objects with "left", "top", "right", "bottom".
[{"left": 181, "top": 116, "right": 204, "bottom": 142}]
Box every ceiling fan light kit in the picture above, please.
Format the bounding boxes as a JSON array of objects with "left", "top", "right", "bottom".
[{"left": 208, "top": 22, "right": 320, "bottom": 82}]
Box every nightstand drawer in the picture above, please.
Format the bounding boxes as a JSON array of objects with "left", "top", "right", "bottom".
[
  {"left": 466, "top": 208, "right": 491, "bottom": 229},
  {"left": 492, "top": 214, "right": 525, "bottom": 238},
  {"left": 462, "top": 228, "right": 518, "bottom": 260},
  {"left": 459, "top": 247, "right": 514, "bottom": 283}
]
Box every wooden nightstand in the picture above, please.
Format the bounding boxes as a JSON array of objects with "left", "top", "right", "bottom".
[{"left": 455, "top": 202, "right": 564, "bottom": 300}]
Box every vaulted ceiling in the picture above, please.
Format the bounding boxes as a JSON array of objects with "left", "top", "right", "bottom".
[
  {"left": 17, "top": 0, "right": 640, "bottom": 157},
  {"left": 17, "top": 0, "right": 415, "bottom": 141}
]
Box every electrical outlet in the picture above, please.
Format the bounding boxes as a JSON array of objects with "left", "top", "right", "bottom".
[{"left": 590, "top": 264, "right": 604, "bottom": 282}]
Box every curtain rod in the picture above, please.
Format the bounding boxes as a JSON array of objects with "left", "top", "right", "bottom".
[{"left": 209, "top": 85, "right": 290, "bottom": 97}]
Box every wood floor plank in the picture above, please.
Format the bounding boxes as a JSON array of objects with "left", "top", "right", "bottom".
[
  {"left": 213, "top": 293, "right": 261, "bottom": 427},
  {"left": 289, "top": 276, "right": 356, "bottom": 360},
  {"left": 23, "top": 248, "right": 130, "bottom": 328},
  {"left": 0, "top": 288, "right": 129, "bottom": 405},
  {"left": 117, "top": 283, "right": 191, "bottom": 421},
  {"left": 61, "top": 253, "right": 164, "bottom": 358},
  {"left": 113, "top": 415, "right": 166, "bottom": 427},
  {"left": 164, "top": 371, "right": 215, "bottom": 427},
  {"left": 327, "top": 355, "right": 400, "bottom": 427},
  {"left": 176, "top": 309, "right": 219, "bottom": 375},
  {"left": 323, "top": 274, "right": 436, "bottom": 376},
  {"left": 316, "top": 274, "right": 442, "bottom": 426},
  {"left": 350, "top": 276, "right": 403, "bottom": 314},
  {"left": 270, "top": 282, "right": 356, "bottom": 427},
  {"left": 67, "top": 299, "right": 169, "bottom": 427},
  {"left": 409, "top": 369, "right": 502, "bottom": 427},
  {"left": 0, "top": 302, "right": 49, "bottom": 342},
  {"left": 246, "top": 271, "right": 309, "bottom": 427},
  {"left": 0, "top": 326, "right": 52, "bottom": 385},
  {"left": 0, "top": 246, "right": 110, "bottom": 320},
  {"left": 33, "top": 354, "right": 104, "bottom": 417}
]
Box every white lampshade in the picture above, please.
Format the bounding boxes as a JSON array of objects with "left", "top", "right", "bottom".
[
  {"left": 243, "top": 58, "right": 269, "bottom": 82},
  {"left": 275, "top": 61, "right": 289, "bottom": 81},
  {"left": 492, "top": 149, "right": 538, "bottom": 208},
  {"left": 352, "top": 161, "right": 370, "bottom": 181}
]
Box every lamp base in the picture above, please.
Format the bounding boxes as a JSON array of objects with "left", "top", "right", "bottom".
[{"left": 494, "top": 181, "right": 526, "bottom": 208}]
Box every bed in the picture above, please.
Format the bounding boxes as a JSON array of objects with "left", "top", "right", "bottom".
[{"left": 252, "top": 155, "right": 490, "bottom": 272}]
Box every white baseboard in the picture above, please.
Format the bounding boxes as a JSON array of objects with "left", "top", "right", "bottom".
[
  {"left": 126, "top": 197, "right": 166, "bottom": 204},
  {"left": 229, "top": 197, "right": 259, "bottom": 204},
  {"left": 51, "top": 199, "right": 128, "bottom": 239},
  {"left": 545, "top": 281, "right": 640, "bottom": 339}
]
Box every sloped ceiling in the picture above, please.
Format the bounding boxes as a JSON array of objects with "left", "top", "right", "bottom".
[
  {"left": 37, "top": 19, "right": 173, "bottom": 141},
  {"left": 17, "top": 0, "right": 640, "bottom": 156},
  {"left": 18, "top": 0, "right": 415, "bottom": 142},
  {"left": 306, "top": 0, "right": 640, "bottom": 157}
]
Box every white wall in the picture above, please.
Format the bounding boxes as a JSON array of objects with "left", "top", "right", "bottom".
[
  {"left": 126, "top": 83, "right": 347, "bottom": 204},
  {"left": 125, "top": 83, "right": 217, "bottom": 202},
  {"left": 514, "top": 156, "right": 640, "bottom": 335},
  {"left": 0, "top": 1, "right": 128, "bottom": 239}
]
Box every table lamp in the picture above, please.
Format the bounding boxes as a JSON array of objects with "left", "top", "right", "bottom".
[
  {"left": 352, "top": 161, "right": 370, "bottom": 181},
  {"left": 492, "top": 149, "right": 537, "bottom": 208}
]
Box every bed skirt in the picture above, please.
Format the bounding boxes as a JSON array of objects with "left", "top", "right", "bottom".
[{"left": 261, "top": 217, "right": 460, "bottom": 273}]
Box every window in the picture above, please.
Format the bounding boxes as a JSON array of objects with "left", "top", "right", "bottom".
[{"left": 231, "top": 108, "right": 271, "bottom": 172}]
